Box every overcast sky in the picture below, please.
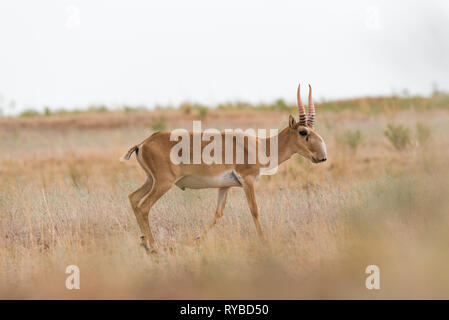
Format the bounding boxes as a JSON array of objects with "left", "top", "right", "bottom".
[{"left": 0, "top": 0, "right": 448, "bottom": 114}]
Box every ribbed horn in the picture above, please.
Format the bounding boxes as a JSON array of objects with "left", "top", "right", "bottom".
[
  {"left": 297, "top": 84, "right": 306, "bottom": 126},
  {"left": 307, "top": 84, "right": 315, "bottom": 128}
]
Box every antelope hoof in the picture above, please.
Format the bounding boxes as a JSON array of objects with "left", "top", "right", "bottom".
[
  {"left": 194, "top": 235, "right": 203, "bottom": 244},
  {"left": 140, "top": 242, "right": 158, "bottom": 255},
  {"left": 140, "top": 236, "right": 150, "bottom": 252},
  {"left": 140, "top": 241, "right": 150, "bottom": 252},
  {"left": 140, "top": 236, "right": 158, "bottom": 255}
]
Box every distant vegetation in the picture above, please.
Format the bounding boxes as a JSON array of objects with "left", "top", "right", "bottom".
[
  {"left": 18, "top": 104, "right": 109, "bottom": 117},
  {"left": 150, "top": 115, "right": 167, "bottom": 131},
  {"left": 3, "top": 90, "right": 448, "bottom": 118}
]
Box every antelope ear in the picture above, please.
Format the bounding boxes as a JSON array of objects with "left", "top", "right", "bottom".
[{"left": 288, "top": 115, "right": 297, "bottom": 129}]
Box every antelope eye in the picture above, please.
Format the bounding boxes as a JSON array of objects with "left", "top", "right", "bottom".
[{"left": 299, "top": 130, "right": 308, "bottom": 136}]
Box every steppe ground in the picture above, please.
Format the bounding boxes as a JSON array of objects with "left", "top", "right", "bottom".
[{"left": 1, "top": 97, "right": 449, "bottom": 299}]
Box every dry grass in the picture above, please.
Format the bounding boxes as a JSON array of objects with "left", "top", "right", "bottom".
[{"left": 1, "top": 107, "right": 449, "bottom": 299}]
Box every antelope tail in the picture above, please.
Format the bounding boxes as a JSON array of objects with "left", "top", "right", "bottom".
[{"left": 119, "top": 145, "right": 139, "bottom": 161}]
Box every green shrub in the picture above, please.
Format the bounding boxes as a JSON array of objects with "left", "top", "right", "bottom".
[
  {"left": 192, "top": 104, "right": 209, "bottom": 118},
  {"left": 416, "top": 122, "right": 432, "bottom": 145},
  {"left": 87, "top": 105, "right": 108, "bottom": 113},
  {"left": 19, "top": 109, "right": 41, "bottom": 117},
  {"left": 198, "top": 106, "right": 209, "bottom": 118},
  {"left": 151, "top": 116, "right": 167, "bottom": 131},
  {"left": 44, "top": 107, "right": 52, "bottom": 116},
  {"left": 123, "top": 105, "right": 147, "bottom": 113},
  {"left": 342, "top": 129, "right": 362, "bottom": 154},
  {"left": 179, "top": 102, "right": 193, "bottom": 115},
  {"left": 273, "top": 98, "right": 290, "bottom": 112},
  {"left": 384, "top": 124, "right": 411, "bottom": 151},
  {"left": 123, "top": 105, "right": 135, "bottom": 113}
]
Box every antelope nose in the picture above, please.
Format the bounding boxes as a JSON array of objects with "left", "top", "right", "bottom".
[{"left": 321, "top": 158, "right": 327, "bottom": 162}]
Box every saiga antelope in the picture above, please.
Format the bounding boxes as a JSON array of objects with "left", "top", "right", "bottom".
[{"left": 121, "top": 85, "right": 327, "bottom": 253}]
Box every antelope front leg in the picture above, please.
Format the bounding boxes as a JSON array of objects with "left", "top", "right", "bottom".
[
  {"left": 242, "top": 179, "right": 265, "bottom": 240},
  {"left": 196, "top": 187, "right": 230, "bottom": 243}
]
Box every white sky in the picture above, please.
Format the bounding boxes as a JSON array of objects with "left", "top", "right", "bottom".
[{"left": 0, "top": 0, "right": 448, "bottom": 114}]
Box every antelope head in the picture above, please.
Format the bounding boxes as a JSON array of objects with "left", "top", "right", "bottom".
[{"left": 287, "top": 84, "right": 327, "bottom": 163}]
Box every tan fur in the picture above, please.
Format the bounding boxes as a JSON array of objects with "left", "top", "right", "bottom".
[{"left": 121, "top": 116, "right": 327, "bottom": 253}]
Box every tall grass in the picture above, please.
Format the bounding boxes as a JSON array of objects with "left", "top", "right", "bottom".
[{"left": 0, "top": 108, "right": 449, "bottom": 299}]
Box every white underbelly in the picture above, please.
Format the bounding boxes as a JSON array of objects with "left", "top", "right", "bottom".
[{"left": 175, "top": 171, "right": 242, "bottom": 189}]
